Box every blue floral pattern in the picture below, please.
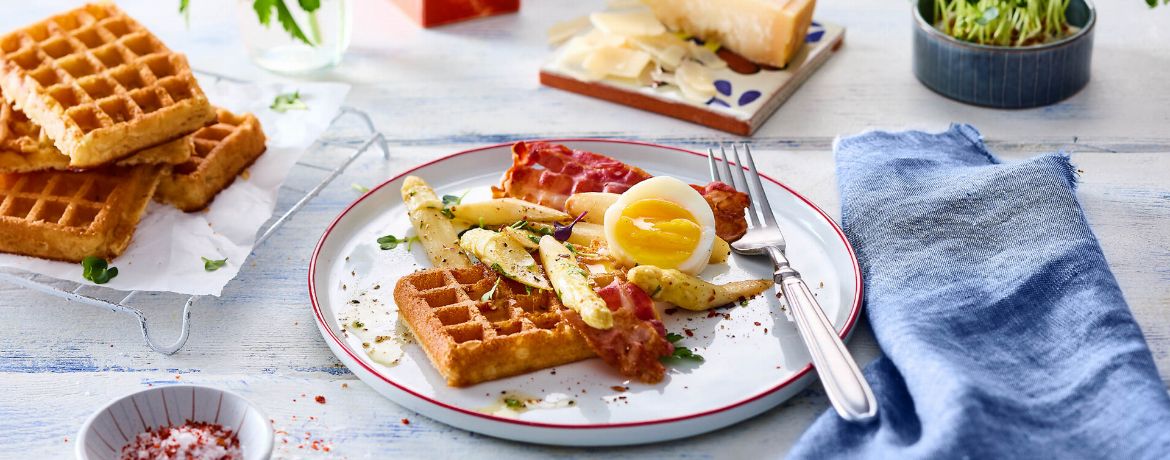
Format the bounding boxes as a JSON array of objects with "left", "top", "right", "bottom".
[
  {"left": 806, "top": 21, "right": 824, "bottom": 43},
  {"left": 707, "top": 79, "right": 762, "bottom": 109}
]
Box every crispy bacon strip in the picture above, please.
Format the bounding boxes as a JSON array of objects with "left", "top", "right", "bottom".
[
  {"left": 495, "top": 141, "right": 752, "bottom": 242},
  {"left": 492, "top": 141, "right": 652, "bottom": 210},
  {"left": 692, "top": 182, "right": 751, "bottom": 242},
  {"left": 563, "top": 280, "right": 673, "bottom": 383}
]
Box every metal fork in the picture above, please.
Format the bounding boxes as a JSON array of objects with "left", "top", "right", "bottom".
[{"left": 709, "top": 144, "right": 878, "bottom": 422}]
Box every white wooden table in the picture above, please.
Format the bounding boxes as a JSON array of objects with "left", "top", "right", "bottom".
[{"left": 2, "top": 0, "right": 1168, "bottom": 457}]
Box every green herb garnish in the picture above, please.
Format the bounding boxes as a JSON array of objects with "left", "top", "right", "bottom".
[
  {"left": 439, "top": 192, "right": 468, "bottom": 219},
  {"left": 504, "top": 397, "right": 525, "bottom": 410},
  {"left": 666, "top": 346, "right": 705, "bottom": 362},
  {"left": 650, "top": 285, "right": 663, "bottom": 297},
  {"left": 270, "top": 90, "right": 308, "bottom": 112},
  {"left": 662, "top": 331, "right": 704, "bottom": 363},
  {"left": 81, "top": 256, "right": 118, "bottom": 285},
  {"left": 490, "top": 262, "right": 509, "bottom": 277},
  {"left": 377, "top": 234, "right": 419, "bottom": 250},
  {"left": 202, "top": 257, "right": 228, "bottom": 272},
  {"left": 352, "top": 320, "right": 364, "bottom": 329},
  {"left": 481, "top": 277, "right": 501, "bottom": 302},
  {"left": 352, "top": 183, "right": 370, "bottom": 193}
]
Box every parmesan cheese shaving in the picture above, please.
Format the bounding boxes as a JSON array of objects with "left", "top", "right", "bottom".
[
  {"left": 590, "top": 10, "right": 667, "bottom": 37},
  {"left": 547, "top": 16, "right": 591, "bottom": 45}
]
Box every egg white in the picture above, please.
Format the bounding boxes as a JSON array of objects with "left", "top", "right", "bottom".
[{"left": 603, "top": 176, "right": 715, "bottom": 275}]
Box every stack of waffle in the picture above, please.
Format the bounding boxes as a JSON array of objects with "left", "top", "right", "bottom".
[{"left": 0, "top": 4, "right": 267, "bottom": 262}]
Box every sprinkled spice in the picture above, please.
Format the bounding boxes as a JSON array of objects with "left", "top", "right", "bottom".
[
  {"left": 314, "top": 395, "right": 326, "bottom": 404},
  {"left": 119, "top": 421, "right": 241, "bottom": 460}
]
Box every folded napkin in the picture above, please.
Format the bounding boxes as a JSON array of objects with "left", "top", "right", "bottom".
[{"left": 789, "top": 124, "right": 1170, "bottom": 459}]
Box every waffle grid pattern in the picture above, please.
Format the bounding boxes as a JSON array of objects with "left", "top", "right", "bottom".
[
  {"left": 0, "top": 93, "right": 193, "bottom": 173},
  {"left": 0, "top": 4, "right": 211, "bottom": 166},
  {"left": 155, "top": 108, "right": 266, "bottom": 212},
  {"left": 0, "top": 164, "right": 162, "bottom": 261},
  {"left": 394, "top": 265, "right": 595, "bottom": 386}
]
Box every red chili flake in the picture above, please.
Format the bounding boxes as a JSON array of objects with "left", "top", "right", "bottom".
[
  {"left": 315, "top": 395, "right": 327, "bottom": 404},
  {"left": 174, "top": 375, "right": 181, "bottom": 380},
  {"left": 401, "top": 418, "right": 410, "bottom": 425},
  {"left": 683, "top": 328, "right": 694, "bottom": 337},
  {"left": 611, "top": 386, "right": 628, "bottom": 392},
  {"left": 754, "top": 321, "right": 761, "bottom": 326},
  {"left": 341, "top": 383, "right": 349, "bottom": 389},
  {"left": 764, "top": 328, "right": 769, "bottom": 333},
  {"left": 63, "top": 437, "right": 68, "bottom": 443},
  {"left": 706, "top": 310, "right": 720, "bottom": 318}
]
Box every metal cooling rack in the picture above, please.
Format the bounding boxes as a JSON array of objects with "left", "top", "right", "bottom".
[{"left": 0, "top": 71, "right": 389, "bottom": 355}]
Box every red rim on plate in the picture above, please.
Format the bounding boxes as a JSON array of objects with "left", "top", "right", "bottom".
[{"left": 308, "top": 139, "right": 864, "bottom": 430}]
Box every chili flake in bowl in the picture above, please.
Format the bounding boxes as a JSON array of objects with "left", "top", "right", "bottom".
[{"left": 77, "top": 385, "right": 273, "bottom": 460}]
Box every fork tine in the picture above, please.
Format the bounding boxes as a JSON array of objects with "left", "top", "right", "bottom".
[
  {"left": 742, "top": 144, "right": 777, "bottom": 227},
  {"left": 707, "top": 148, "right": 719, "bottom": 183},
  {"left": 718, "top": 146, "right": 736, "bottom": 191},
  {"left": 729, "top": 145, "right": 761, "bottom": 228}
]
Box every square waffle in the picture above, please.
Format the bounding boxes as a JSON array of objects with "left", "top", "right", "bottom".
[
  {"left": 0, "top": 164, "right": 163, "bottom": 262},
  {"left": 0, "top": 3, "right": 215, "bottom": 168},
  {"left": 154, "top": 108, "right": 266, "bottom": 212},
  {"left": 393, "top": 264, "right": 596, "bottom": 387},
  {"left": 0, "top": 94, "right": 191, "bottom": 173}
]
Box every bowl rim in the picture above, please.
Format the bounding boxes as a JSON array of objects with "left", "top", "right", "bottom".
[
  {"left": 913, "top": 0, "right": 1096, "bottom": 52},
  {"left": 75, "top": 384, "right": 274, "bottom": 460}
]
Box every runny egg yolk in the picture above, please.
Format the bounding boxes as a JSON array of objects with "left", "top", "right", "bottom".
[{"left": 612, "top": 198, "right": 702, "bottom": 269}]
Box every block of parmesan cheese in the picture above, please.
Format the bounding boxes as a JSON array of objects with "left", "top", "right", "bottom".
[{"left": 642, "top": 0, "right": 816, "bottom": 68}]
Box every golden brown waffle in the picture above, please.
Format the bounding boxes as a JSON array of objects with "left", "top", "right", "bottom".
[
  {"left": 0, "top": 164, "right": 163, "bottom": 262},
  {"left": 393, "top": 264, "right": 596, "bottom": 387},
  {"left": 154, "top": 108, "right": 266, "bottom": 212},
  {"left": 0, "top": 94, "right": 191, "bottom": 173},
  {"left": 0, "top": 3, "right": 215, "bottom": 168}
]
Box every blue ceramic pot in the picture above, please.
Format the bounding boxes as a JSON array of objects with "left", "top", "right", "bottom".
[{"left": 913, "top": 0, "right": 1096, "bottom": 108}]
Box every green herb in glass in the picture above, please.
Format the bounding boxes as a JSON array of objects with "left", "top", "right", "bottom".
[{"left": 182, "top": 1, "right": 323, "bottom": 46}]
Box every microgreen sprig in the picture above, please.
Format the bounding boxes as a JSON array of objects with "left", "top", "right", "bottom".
[{"left": 81, "top": 256, "right": 118, "bottom": 285}]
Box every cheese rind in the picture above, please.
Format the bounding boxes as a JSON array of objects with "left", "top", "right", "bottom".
[{"left": 642, "top": 0, "right": 816, "bottom": 68}]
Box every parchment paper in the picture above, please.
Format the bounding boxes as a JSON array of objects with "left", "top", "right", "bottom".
[{"left": 0, "top": 76, "right": 351, "bottom": 296}]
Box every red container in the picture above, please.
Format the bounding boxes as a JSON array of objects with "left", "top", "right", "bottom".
[{"left": 391, "top": 0, "right": 520, "bottom": 27}]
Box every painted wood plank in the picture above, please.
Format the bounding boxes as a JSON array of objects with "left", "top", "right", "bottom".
[{"left": 0, "top": 0, "right": 1167, "bottom": 457}]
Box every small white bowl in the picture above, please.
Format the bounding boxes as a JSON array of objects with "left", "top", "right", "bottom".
[{"left": 77, "top": 385, "right": 273, "bottom": 460}]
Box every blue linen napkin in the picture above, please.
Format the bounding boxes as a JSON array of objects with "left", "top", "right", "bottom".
[{"left": 789, "top": 124, "right": 1170, "bottom": 459}]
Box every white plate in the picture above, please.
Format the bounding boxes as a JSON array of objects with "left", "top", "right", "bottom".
[{"left": 309, "top": 140, "right": 861, "bottom": 446}]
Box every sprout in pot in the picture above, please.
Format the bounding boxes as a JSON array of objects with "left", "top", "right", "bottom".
[
  {"left": 933, "top": 0, "right": 1075, "bottom": 47},
  {"left": 911, "top": 0, "right": 1097, "bottom": 108}
]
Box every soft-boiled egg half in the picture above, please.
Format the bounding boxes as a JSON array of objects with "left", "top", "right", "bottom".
[{"left": 603, "top": 176, "right": 715, "bottom": 275}]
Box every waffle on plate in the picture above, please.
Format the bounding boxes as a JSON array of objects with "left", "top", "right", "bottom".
[
  {"left": 394, "top": 264, "right": 595, "bottom": 387},
  {"left": 0, "top": 93, "right": 191, "bottom": 173},
  {"left": 0, "top": 164, "right": 163, "bottom": 262},
  {"left": 0, "top": 3, "right": 215, "bottom": 168},
  {"left": 154, "top": 108, "right": 266, "bottom": 212}
]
